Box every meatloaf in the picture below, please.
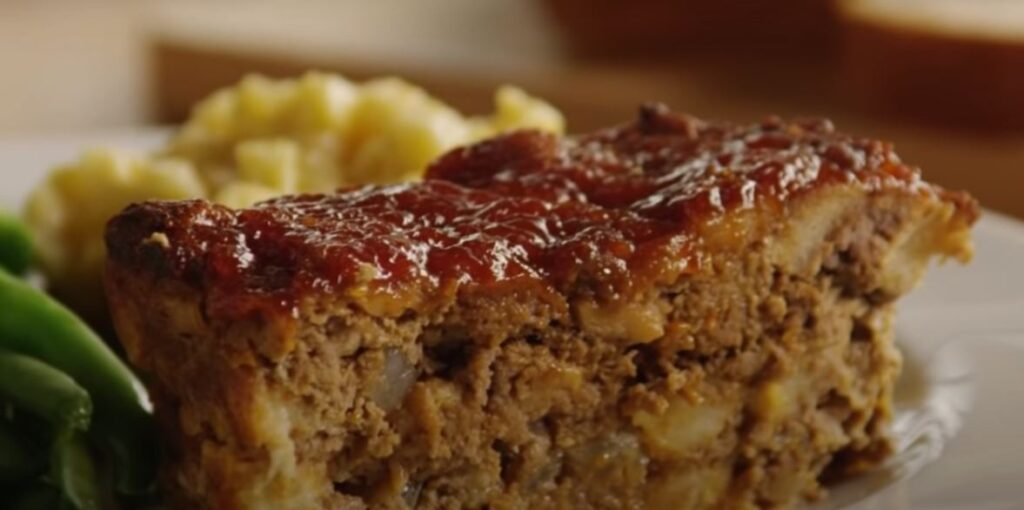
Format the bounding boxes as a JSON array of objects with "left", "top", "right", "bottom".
[{"left": 104, "top": 105, "right": 977, "bottom": 510}]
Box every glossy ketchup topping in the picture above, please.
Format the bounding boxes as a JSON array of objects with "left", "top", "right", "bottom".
[
  {"left": 107, "top": 106, "right": 967, "bottom": 317},
  {"left": 429, "top": 104, "right": 930, "bottom": 221}
]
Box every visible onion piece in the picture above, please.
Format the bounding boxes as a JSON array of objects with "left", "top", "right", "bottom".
[
  {"left": 368, "top": 348, "right": 418, "bottom": 411},
  {"left": 401, "top": 479, "right": 423, "bottom": 508}
]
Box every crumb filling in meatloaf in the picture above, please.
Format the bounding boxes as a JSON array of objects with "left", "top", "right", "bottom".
[{"left": 104, "top": 106, "right": 976, "bottom": 510}]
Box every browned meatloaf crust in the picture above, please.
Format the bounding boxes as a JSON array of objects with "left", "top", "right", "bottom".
[{"left": 104, "top": 106, "right": 977, "bottom": 510}]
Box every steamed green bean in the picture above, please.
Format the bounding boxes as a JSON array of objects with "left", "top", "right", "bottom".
[
  {"left": 9, "top": 483, "right": 63, "bottom": 510},
  {"left": 0, "top": 417, "right": 42, "bottom": 481},
  {"left": 0, "top": 349, "right": 92, "bottom": 432},
  {"left": 51, "top": 432, "right": 103, "bottom": 510},
  {"left": 0, "top": 210, "right": 32, "bottom": 276},
  {"left": 0, "top": 268, "right": 157, "bottom": 494}
]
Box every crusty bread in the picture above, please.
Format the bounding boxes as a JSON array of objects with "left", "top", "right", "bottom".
[
  {"left": 543, "top": 0, "right": 837, "bottom": 58},
  {"left": 840, "top": 0, "right": 1024, "bottom": 131}
]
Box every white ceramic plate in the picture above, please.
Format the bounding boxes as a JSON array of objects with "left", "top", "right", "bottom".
[{"left": 2, "top": 131, "right": 1022, "bottom": 509}]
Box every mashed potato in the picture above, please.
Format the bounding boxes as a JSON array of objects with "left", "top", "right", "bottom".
[
  {"left": 24, "top": 72, "right": 564, "bottom": 320},
  {"left": 166, "top": 72, "right": 563, "bottom": 206},
  {"left": 25, "top": 149, "right": 205, "bottom": 319}
]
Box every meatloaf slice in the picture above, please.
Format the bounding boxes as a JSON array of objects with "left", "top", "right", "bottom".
[{"left": 104, "top": 106, "right": 977, "bottom": 510}]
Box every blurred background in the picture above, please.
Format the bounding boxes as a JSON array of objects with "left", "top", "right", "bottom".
[{"left": 2, "top": 0, "right": 1023, "bottom": 217}]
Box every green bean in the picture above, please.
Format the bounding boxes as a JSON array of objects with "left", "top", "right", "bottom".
[
  {"left": 9, "top": 483, "right": 63, "bottom": 510},
  {"left": 0, "top": 268, "right": 157, "bottom": 494},
  {"left": 0, "top": 210, "right": 33, "bottom": 276},
  {"left": 0, "top": 349, "right": 92, "bottom": 431},
  {"left": 51, "top": 432, "right": 103, "bottom": 510},
  {"left": 0, "top": 417, "right": 43, "bottom": 481}
]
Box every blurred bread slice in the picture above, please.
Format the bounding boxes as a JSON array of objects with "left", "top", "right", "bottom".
[
  {"left": 840, "top": 0, "right": 1024, "bottom": 131},
  {"left": 543, "top": 0, "right": 837, "bottom": 59}
]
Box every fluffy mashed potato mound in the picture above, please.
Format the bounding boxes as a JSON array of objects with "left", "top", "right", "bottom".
[
  {"left": 168, "top": 73, "right": 563, "bottom": 205},
  {"left": 25, "top": 149, "right": 205, "bottom": 320},
  {"left": 24, "top": 71, "right": 563, "bottom": 320}
]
